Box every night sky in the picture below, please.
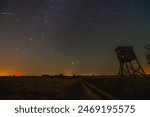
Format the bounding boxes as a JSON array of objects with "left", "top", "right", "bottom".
[{"left": 0, "top": 0, "right": 150, "bottom": 76}]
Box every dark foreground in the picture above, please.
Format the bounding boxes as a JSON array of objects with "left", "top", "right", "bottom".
[{"left": 0, "top": 76, "right": 150, "bottom": 100}]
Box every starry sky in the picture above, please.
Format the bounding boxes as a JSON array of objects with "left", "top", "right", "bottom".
[{"left": 0, "top": 0, "right": 150, "bottom": 76}]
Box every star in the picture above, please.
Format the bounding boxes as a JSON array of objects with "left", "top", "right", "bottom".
[
  {"left": 50, "top": 6, "right": 54, "bottom": 10},
  {"left": 72, "top": 20, "right": 76, "bottom": 24},
  {"left": 51, "top": 62, "right": 57, "bottom": 66},
  {"left": 15, "top": 48, "right": 18, "bottom": 51},
  {"left": 16, "top": 18, "right": 21, "bottom": 22},
  {"left": 85, "top": 17, "right": 91, "bottom": 20},
  {"left": 44, "top": 19, "right": 49, "bottom": 24},
  {"left": 28, "top": 35, "right": 32, "bottom": 41}
]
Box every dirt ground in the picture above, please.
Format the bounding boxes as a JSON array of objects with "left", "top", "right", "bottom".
[{"left": 0, "top": 76, "right": 150, "bottom": 100}]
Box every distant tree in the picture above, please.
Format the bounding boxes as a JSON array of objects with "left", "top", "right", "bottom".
[{"left": 145, "top": 45, "right": 150, "bottom": 64}]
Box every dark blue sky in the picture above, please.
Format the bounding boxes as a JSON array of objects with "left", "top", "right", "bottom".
[{"left": 0, "top": 0, "right": 150, "bottom": 75}]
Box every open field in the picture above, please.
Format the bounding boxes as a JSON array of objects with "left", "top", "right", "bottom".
[{"left": 0, "top": 76, "right": 150, "bottom": 100}]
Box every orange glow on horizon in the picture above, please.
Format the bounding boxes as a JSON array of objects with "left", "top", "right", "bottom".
[
  {"left": 63, "top": 72, "right": 74, "bottom": 76},
  {"left": 0, "top": 67, "right": 149, "bottom": 76},
  {"left": 0, "top": 72, "right": 11, "bottom": 76},
  {"left": 14, "top": 72, "right": 24, "bottom": 76},
  {"left": 144, "top": 67, "right": 150, "bottom": 74},
  {"left": 0, "top": 70, "right": 24, "bottom": 76}
]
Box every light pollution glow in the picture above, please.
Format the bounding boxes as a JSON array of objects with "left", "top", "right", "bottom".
[{"left": 0, "top": 67, "right": 149, "bottom": 76}]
